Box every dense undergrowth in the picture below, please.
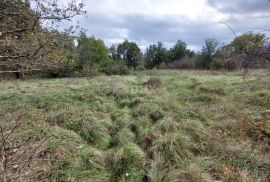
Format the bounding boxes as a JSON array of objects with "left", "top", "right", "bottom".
[{"left": 0, "top": 70, "right": 269, "bottom": 181}]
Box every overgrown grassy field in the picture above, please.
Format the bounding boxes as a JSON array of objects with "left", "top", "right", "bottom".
[{"left": 0, "top": 70, "right": 269, "bottom": 181}]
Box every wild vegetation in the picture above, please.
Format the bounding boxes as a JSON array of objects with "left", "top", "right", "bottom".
[
  {"left": 1, "top": 1, "right": 270, "bottom": 79},
  {"left": 1, "top": 70, "right": 269, "bottom": 181},
  {"left": 1, "top": 1, "right": 270, "bottom": 181}
]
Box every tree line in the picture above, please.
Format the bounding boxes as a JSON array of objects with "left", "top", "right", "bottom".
[
  {"left": 1, "top": 0, "right": 270, "bottom": 79},
  {"left": 73, "top": 31, "right": 270, "bottom": 75}
]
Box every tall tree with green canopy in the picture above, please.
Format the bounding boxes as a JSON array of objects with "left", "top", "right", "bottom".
[
  {"left": 117, "top": 40, "right": 142, "bottom": 69},
  {"left": 198, "top": 39, "right": 220, "bottom": 69},
  {"left": 230, "top": 32, "right": 267, "bottom": 55},
  {"left": 169, "top": 40, "right": 190, "bottom": 61},
  {"left": 109, "top": 44, "right": 119, "bottom": 61},
  {"left": 77, "top": 33, "right": 109, "bottom": 70},
  {"left": 221, "top": 32, "right": 269, "bottom": 68},
  {"left": 144, "top": 42, "right": 168, "bottom": 69}
]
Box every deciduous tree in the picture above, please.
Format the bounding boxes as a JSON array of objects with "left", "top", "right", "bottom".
[
  {"left": 0, "top": 0, "right": 85, "bottom": 76},
  {"left": 77, "top": 33, "right": 109, "bottom": 71},
  {"left": 117, "top": 40, "right": 142, "bottom": 69},
  {"left": 144, "top": 42, "right": 168, "bottom": 69}
]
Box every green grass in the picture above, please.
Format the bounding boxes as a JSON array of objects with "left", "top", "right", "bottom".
[{"left": 0, "top": 70, "right": 269, "bottom": 181}]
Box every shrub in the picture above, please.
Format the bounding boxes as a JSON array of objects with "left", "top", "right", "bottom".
[
  {"left": 102, "top": 61, "right": 129, "bottom": 75},
  {"left": 158, "top": 62, "right": 167, "bottom": 69},
  {"left": 179, "top": 59, "right": 196, "bottom": 69},
  {"left": 168, "top": 58, "right": 196, "bottom": 70},
  {"left": 136, "top": 62, "right": 146, "bottom": 71},
  {"left": 81, "top": 64, "right": 99, "bottom": 76},
  {"left": 210, "top": 58, "right": 225, "bottom": 70},
  {"left": 224, "top": 57, "right": 240, "bottom": 71}
]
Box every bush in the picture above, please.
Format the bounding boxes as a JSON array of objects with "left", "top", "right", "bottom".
[
  {"left": 102, "top": 61, "right": 129, "bottom": 75},
  {"left": 168, "top": 58, "right": 195, "bottom": 70},
  {"left": 158, "top": 62, "right": 167, "bottom": 69},
  {"left": 136, "top": 61, "right": 146, "bottom": 71},
  {"left": 179, "top": 59, "right": 195, "bottom": 69},
  {"left": 224, "top": 57, "right": 240, "bottom": 71},
  {"left": 209, "top": 56, "right": 240, "bottom": 71},
  {"left": 210, "top": 58, "right": 225, "bottom": 70}
]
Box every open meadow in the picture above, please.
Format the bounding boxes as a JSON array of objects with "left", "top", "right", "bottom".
[{"left": 0, "top": 70, "right": 269, "bottom": 181}]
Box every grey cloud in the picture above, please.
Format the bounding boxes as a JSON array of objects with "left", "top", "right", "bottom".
[
  {"left": 207, "top": 0, "right": 270, "bottom": 14},
  {"left": 206, "top": 0, "right": 270, "bottom": 38},
  {"left": 73, "top": 0, "right": 270, "bottom": 51},
  {"left": 78, "top": 14, "right": 235, "bottom": 51}
]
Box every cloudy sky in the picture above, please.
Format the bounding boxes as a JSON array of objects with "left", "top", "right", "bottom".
[{"left": 68, "top": 0, "right": 270, "bottom": 51}]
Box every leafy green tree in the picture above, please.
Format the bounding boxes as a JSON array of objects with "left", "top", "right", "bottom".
[
  {"left": 230, "top": 32, "right": 267, "bottom": 54},
  {"left": 117, "top": 40, "right": 141, "bottom": 69},
  {"left": 198, "top": 39, "right": 220, "bottom": 69},
  {"left": 169, "top": 40, "right": 189, "bottom": 61},
  {"left": 109, "top": 44, "right": 119, "bottom": 61},
  {"left": 144, "top": 42, "right": 168, "bottom": 69},
  {"left": 218, "top": 32, "right": 269, "bottom": 69},
  {"left": 77, "top": 33, "right": 109, "bottom": 70}
]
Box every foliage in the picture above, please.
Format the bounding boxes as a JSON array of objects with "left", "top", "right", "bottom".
[
  {"left": 197, "top": 39, "right": 220, "bottom": 69},
  {"left": 210, "top": 58, "right": 226, "bottom": 70},
  {"left": 117, "top": 40, "right": 142, "bottom": 69},
  {"left": 211, "top": 32, "right": 270, "bottom": 70},
  {"left": 108, "top": 44, "right": 119, "bottom": 61},
  {"left": 0, "top": 0, "right": 85, "bottom": 76},
  {"left": 169, "top": 40, "right": 194, "bottom": 61},
  {"left": 229, "top": 32, "right": 267, "bottom": 55},
  {"left": 144, "top": 40, "right": 195, "bottom": 69},
  {"left": 77, "top": 33, "right": 109, "bottom": 71},
  {"left": 168, "top": 57, "right": 196, "bottom": 69},
  {"left": 144, "top": 42, "right": 169, "bottom": 69},
  {"left": 101, "top": 60, "right": 129, "bottom": 75}
]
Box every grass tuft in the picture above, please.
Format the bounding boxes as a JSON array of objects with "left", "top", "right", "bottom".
[{"left": 144, "top": 77, "right": 162, "bottom": 88}]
